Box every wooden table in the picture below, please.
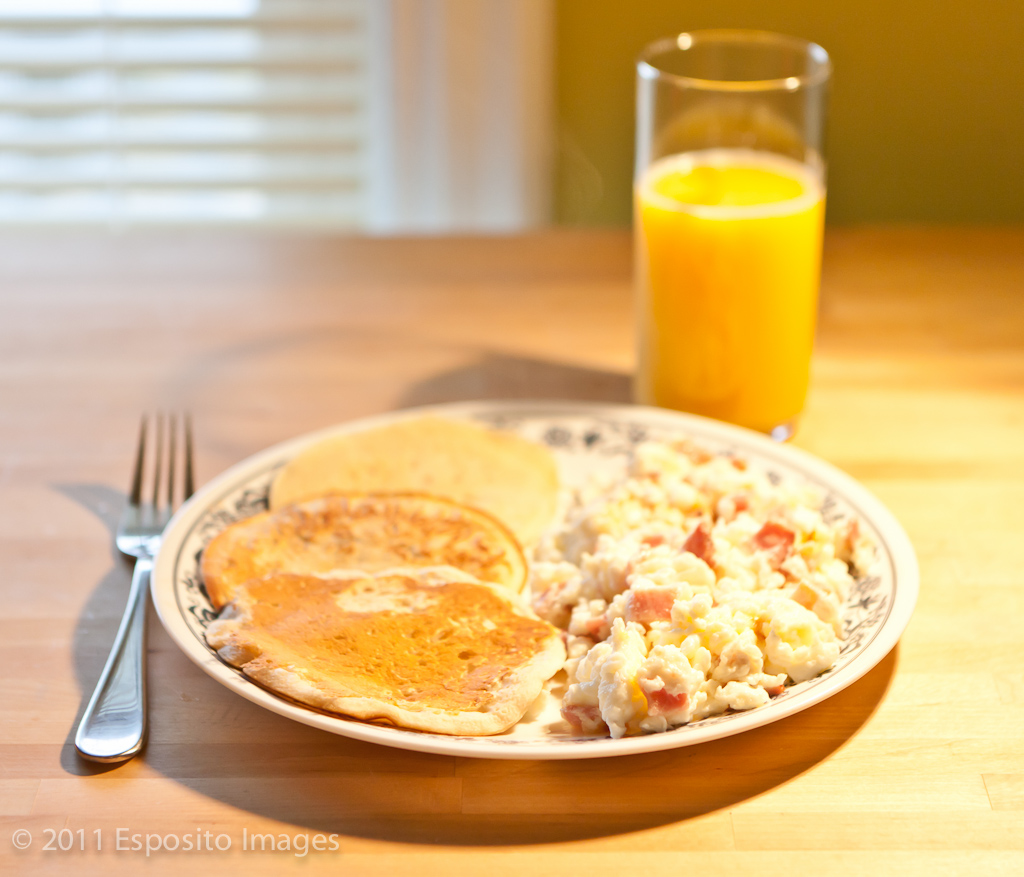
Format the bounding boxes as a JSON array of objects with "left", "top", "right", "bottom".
[{"left": 2, "top": 228, "right": 1022, "bottom": 875}]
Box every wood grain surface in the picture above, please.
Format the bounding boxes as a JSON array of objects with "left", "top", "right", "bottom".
[{"left": 1, "top": 228, "right": 1022, "bottom": 875}]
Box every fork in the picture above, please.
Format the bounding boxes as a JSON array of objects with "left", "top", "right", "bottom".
[{"left": 75, "top": 413, "right": 195, "bottom": 763}]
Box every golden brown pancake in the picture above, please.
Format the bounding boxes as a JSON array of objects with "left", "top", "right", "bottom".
[
  {"left": 268, "top": 416, "right": 559, "bottom": 547},
  {"left": 200, "top": 492, "right": 527, "bottom": 610},
  {"left": 205, "top": 568, "right": 566, "bottom": 735}
]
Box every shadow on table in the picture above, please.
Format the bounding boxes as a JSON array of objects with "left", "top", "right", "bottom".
[
  {"left": 65, "top": 633, "right": 896, "bottom": 846},
  {"left": 397, "top": 352, "right": 632, "bottom": 407}
]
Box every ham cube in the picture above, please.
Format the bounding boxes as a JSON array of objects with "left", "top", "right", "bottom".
[
  {"left": 646, "top": 687, "right": 689, "bottom": 717},
  {"left": 751, "top": 521, "right": 795, "bottom": 569},
  {"left": 683, "top": 521, "right": 715, "bottom": 566}
]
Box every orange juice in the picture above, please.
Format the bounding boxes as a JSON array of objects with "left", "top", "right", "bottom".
[{"left": 634, "top": 148, "right": 825, "bottom": 435}]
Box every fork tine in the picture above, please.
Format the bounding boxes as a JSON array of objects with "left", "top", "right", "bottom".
[
  {"left": 151, "top": 412, "right": 165, "bottom": 509},
  {"left": 183, "top": 412, "right": 195, "bottom": 500},
  {"left": 129, "top": 415, "right": 147, "bottom": 506},
  {"left": 167, "top": 413, "right": 177, "bottom": 509}
]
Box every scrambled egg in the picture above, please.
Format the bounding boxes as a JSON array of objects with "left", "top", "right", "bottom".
[{"left": 534, "top": 438, "right": 873, "bottom": 738}]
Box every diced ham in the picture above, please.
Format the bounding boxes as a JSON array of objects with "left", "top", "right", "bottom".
[
  {"left": 532, "top": 579, "right": 570, "bottom": 619},
  {"left": 751, "top": 521, "right": 795, "bottom": 569},
  {"left": 716, "top": 492, "right": 750, "bottom": 523},
  {"left": 790, "top": 581, "right": 816, "bottom": 611},
  {"left": 766, "top": 684, "right": 785, "bottom": 697},
  {"left": 584, "top": 614, "right": 608, "bottom": 638},
  {"left": 730, "top": 457, "right": 748, "bottom": 471},
  {"left": 682, "top": 442, "right": 714, "bottom": 464},
  {"left": 625, "top": 588, "right": 675, "bottom": 625},
  {"left": 646, "top": 687, "right": 689, "bottom": 717},
  {"left": 641, "top": 532, "right": 667, "bottom": 548},
  {"left": 561, "top": 702, "right": 605, "bottom": 733},
  {"left": 683, "top": 521, "right": 714, "bottom": 566}
]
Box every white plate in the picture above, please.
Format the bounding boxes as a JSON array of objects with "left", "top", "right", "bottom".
[{"left": 152, "top": 401, "right": 918, "bottom": 760}]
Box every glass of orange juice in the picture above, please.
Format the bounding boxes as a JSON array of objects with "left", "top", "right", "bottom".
[{"left": 634, "top": 30, "right": 831, "bottom": 440}]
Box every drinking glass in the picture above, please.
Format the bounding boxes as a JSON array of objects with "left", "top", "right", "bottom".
[{"left": 633, "top": 30, "right": 831, "bottom": 440}]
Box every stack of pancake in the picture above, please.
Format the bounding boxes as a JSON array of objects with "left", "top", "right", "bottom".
[{"left": 202, "top": 416, "right": 565, "bottom": 736}]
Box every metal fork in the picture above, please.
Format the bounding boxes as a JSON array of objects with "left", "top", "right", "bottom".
[{"left": 75, "top": 413, "right": 195, "bottom": 763}]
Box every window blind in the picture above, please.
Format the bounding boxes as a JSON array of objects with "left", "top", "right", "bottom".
[{"left": 0, "top": 0, "right": 371, "bottom": 227}]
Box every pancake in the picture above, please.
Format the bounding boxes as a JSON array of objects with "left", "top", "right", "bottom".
[
  {"left": 268, "top": 416, "right": 559, "bottom": 547},
  {"left": 205, "top": 568, "right": 566, "bottom": 736},
  {"left": 200, "top": 492, "right": 527, "bottom": 610}
]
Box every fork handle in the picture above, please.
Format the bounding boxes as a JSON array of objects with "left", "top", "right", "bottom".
[{"left": 75, "top": 557, "right": 150, "bottom": 763}]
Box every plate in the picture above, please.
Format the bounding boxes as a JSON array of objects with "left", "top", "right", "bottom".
[{"left": 151, "top": 401, "right": 918, "bottom": 760}]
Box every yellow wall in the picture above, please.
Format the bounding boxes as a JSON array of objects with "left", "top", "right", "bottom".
[{"left": 555, "top": 1, "right": 1024, "bottom": 225}]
